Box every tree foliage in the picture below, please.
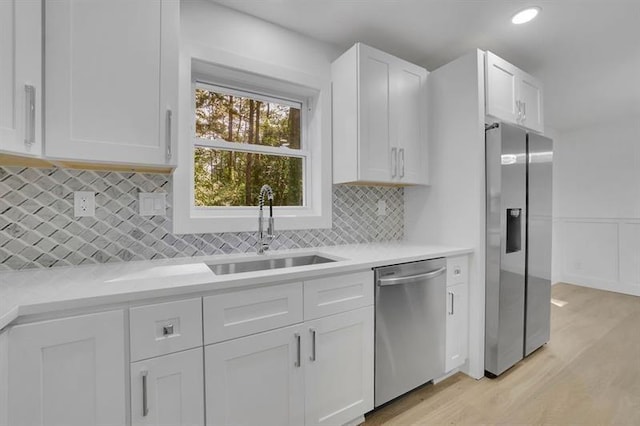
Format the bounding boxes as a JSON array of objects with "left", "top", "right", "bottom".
[{"left": 194, "top": 88, "right": 303, "bottom": 207}]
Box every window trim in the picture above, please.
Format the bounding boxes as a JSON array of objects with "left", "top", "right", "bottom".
[{"left": 172, "top": 51, "right": 332, "bottom": 234}]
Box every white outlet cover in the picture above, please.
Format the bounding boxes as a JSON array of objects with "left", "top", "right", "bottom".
[
  {"left": 139, "top": 193, "right": 166, "bottom": 216},
  {"left": 377, "top": 199, "right": 387, "bottom": 216},
  {"left": 74, "top": 191, "right": 95, "bottom": 217}
]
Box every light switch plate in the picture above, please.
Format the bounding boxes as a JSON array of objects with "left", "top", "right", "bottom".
[
  {"left": 74, "top": 191, "right": 95, "bottom": 217},
  {"left": 139, "top": 193, "right": 166, "bottom": 217}
]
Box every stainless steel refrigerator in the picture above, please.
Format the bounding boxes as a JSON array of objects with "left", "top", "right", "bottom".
[{"left": 485, "top": 122, "right": 553, "bottom": 377}]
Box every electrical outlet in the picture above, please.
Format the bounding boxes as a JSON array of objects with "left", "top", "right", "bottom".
[
  {"left": 74, "top": 191, "right": 95, "bottom": 217},
  {"left": 377, "top": 199, "right": 387, "bottom": 216}
]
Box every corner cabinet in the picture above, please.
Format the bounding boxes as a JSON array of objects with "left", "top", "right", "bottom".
[
  {"left": 485, "top": 51, "right": 544, "bottom": 133},
  {"left": 332, "top": 43, "right": 428, "bottom": 186},
  {"left": 44, "top": 0, "right": 179, "bottom": 167},
  {"left": 0, "top": 0, "right": 42, "bottom": 157},
  {"left": 5, "top": 310, "right": 127, "bottom": 426}
]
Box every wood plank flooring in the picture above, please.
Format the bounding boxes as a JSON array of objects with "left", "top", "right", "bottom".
[{"left": 365, "top": 283, "right": 640, "bottom": 425}]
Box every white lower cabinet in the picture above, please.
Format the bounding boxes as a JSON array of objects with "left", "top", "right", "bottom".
[
  {"left": 205, "top": 324, "right": 305, "bottom": 426},
  {"left": 445, "top": 256, "right": 470, "bottom": 372},
  {"left": 131, "top": 348, "right": 204, "bottom": 426},
  {"left": 205, "top": 306, "right": 374, "bottom": 426},
  {"left": 305, "top": 306, "right": 374, "bottom": 426},
  {"left": 6, "top": 310, "right": 126, "bottom": 426}
]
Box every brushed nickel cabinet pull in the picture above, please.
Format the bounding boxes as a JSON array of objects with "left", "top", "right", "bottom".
[
  {"left": 24, "top": 85, "right": 35, "bottom": 145},
  {"left": 310, "top": 328, "right": 317, "bottom": 362},
  {"left": 294, "top": 333, "right": 301, "bottom": 367},
  {"left": 391, "top": 147, "right": 397, "bottom": 178},
  {"left": 141, "top": 369, "right": 149, "bottom": 417},
  {"left": 166, "top": 109, "right": 172, "bottom": 161}
]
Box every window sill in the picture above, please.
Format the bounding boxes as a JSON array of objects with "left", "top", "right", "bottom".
[{"left": 172, "top": 210, "right": 332, "bottom": 234}]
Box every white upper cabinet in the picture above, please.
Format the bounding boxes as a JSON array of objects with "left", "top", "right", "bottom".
[
  {"left": 0, "top": 0, "right": 42, "bottom": 157},
  {"left": 44, "top": 0, "right": 179, "bottom": 167},
  {"left": 486, "top": 51, "right": 544, "bottom": 133},
  {"left": 332, "top": 43, "right": 428, "bottom": 186}
]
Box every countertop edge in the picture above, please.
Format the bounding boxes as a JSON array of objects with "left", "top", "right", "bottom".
[{"left": 0, "top": 245, "right": 473, "bottom": 331}]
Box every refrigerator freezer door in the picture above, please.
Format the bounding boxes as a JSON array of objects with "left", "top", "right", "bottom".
[
  {"left": 485, "top": 123, "right": 527, "bottom": 376},
  {"left": 525, "top": 133, "right": 553, "bottom": 356}
]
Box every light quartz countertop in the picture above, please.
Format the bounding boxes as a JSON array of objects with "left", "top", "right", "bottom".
[{"left": 0, "top": 242, "right": 472, "bottom": 330}]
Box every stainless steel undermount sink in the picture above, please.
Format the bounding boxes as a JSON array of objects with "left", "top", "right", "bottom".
[{"left": 207, "top": 254, "right": 337, "bottom": 275}]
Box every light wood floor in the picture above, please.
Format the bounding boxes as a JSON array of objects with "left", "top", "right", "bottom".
[{"left": 365, "top": 283, "right": 640, "bottom": 425}]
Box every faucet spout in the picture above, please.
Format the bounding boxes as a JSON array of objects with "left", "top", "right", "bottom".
[{"left": 258, "top": 184, "right": 275, "bottom": 254}]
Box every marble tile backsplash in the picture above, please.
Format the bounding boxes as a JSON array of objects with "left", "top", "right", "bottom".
[{"left": 0, "top": 166, "right": 403, "bottom": 271}]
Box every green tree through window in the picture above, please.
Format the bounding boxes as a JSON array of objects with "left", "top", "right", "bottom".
[{"left": 194, "top": 87, "right": 304, "bottom": 207}]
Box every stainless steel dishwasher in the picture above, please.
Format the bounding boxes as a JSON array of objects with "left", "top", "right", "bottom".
[{"left": 374, "top": 258, "right": 446, "bottom": 407}]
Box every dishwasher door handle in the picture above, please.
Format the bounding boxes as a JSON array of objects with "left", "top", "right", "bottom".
[{"left": 377, "top": 267, "right": 446, "bottom": 286}]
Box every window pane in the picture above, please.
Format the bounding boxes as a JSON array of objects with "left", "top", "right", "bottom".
[
  {"left": 195, "top": 88, "right": 301, "bottom": 150},
  {"left": 194, "top": 147, "right": 304, "bottom": 207}
]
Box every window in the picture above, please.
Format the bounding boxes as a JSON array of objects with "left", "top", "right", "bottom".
[
  {"left": 171, "top": 57, "right": 331, "bottom": 234},
  {"left": 193, "top": 84, "right": 306, "bottom": 208}
]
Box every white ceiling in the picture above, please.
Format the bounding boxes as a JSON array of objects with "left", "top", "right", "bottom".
[{"left": 212, "top": 0, "right": 640, "bottom": 132}]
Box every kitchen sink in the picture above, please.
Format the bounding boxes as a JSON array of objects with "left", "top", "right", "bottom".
[{"left": 207, "top": 254, "right": 337, "bottom": 275}]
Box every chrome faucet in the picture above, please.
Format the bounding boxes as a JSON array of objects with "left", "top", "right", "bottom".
[{"left": 258, "top": 184, "right": 275, "bottom": 254}]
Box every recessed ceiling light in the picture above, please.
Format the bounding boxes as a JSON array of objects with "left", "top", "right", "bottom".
[{"left": 512, "top": 7, "right": 541, "bottom": 25}]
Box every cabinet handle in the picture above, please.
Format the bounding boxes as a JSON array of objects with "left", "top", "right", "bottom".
[
  {"left": 522, "top": 102, "right": 526, "bottom": 123},
  {"left": 294, "top": 333, "right": 301, "bottom": 367},
  {"left": 399, "top": 148, "right": 405, "bottom": 178},
  {"left": 166, "top": 109, "right": 172, "bottom": 162},
  {"left": 449, "top": 291, "right": 455, "bottom": 315},
  {"left": 310, "top": 328, "right": 317, "bottom": 362},
  {"left": 391, "top": 147, "right": 397, "bottom": 178},
  {"left": 24, "top": 85, "right": 36, "bottom": 145},
  {"left": 162, "top": 324, "right": 174, "bottom": 336},
  {"left": 515, "top": 100, "right": 521, "bottom": 123},
  {"left": 141, "top": 369, "right": 149, "bottom": 417}
]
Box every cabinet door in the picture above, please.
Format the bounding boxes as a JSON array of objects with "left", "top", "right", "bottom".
[
  {"left": 305, "top": 306, "right": 374, "bottom": 426},
  {"left": 519, "top": 71, "right": 544, "bottom": 133},
  {"left": 445, "top": 282, "right": 469, "bottom": 372},
  {"left": 45, "top": 0, "right": 178, "bottom": 166},
  {"left": 0, "top": 0, "right": 41, "bottom": 156},
  {"left": 7, "top": 310, "right": 126, "bottom": 426},
  {"left": 205, "top": 324, "right": 304, "bottom": 426},
  {"left": 358, "top": 45, "right": 392, "bottom": 183},
  {"left": 486, "top": 51, "right": 520, "bottom": 124},
  {"left": 393, "top": 63, "right": 428, "bottom": 185},
  {"left": 131, "top": 348, "right": 204, "bottom": 426}
]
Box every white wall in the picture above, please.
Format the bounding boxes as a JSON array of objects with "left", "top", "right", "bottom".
[
  {"left": 553, "top": 118, "right": 640, "bottom": 295},
  {"left": 405, "top": 50, "right": 486, "bottom": 379}
]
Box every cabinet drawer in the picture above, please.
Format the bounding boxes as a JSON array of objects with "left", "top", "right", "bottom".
[
  {"left": 304, "top": 271, "right": 374, "bottom": 320},
  {"left": 446, "top": 256, "right": 468, "bottom": 286},
  {"left": 203, "top": 282, "right": 303, "bottom": 345},
  {"left": 130, "top": 298, "right": 202, "bottom": 362}
]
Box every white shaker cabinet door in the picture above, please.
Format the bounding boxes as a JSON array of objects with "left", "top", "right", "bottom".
[
  {"left": 358, "top": 45, "right": 393, "bottom": 183},
  {"left": 131, "top": 348, "right": 205, "bottom": 426},
  {"left": 445, "top": 281, "right": 469, "bottom": 372},
  {"left": 0, "top": 0, "right": 42, "bottom": 156},
  {"left": 205, "top": 324, "right": 305, "bottom": 426},
  {"left": 519, "top": 71, "right": 544, "bottom": 133},
  {"left": 44, "top": 0, "right": 178, "bottom": 167},
  {"left": 7, "top": 310, "right": 126, "bottom": 426},
  {"left": 393, "top": 63, "right": 428, "bottom": 185},
  {"left": 486, "top": 51, "right": 520, "bottom": 124},
  {"left": 304, "top": 306, "right": 374, "bottom": 426}
]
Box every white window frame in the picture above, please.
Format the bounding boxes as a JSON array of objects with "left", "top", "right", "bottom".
[
  {"left": 192, "top": 81, "right": 310, "bottom": 212},
  {"left": 172, "top": 51, "right": 332, "bottom": 234}
]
